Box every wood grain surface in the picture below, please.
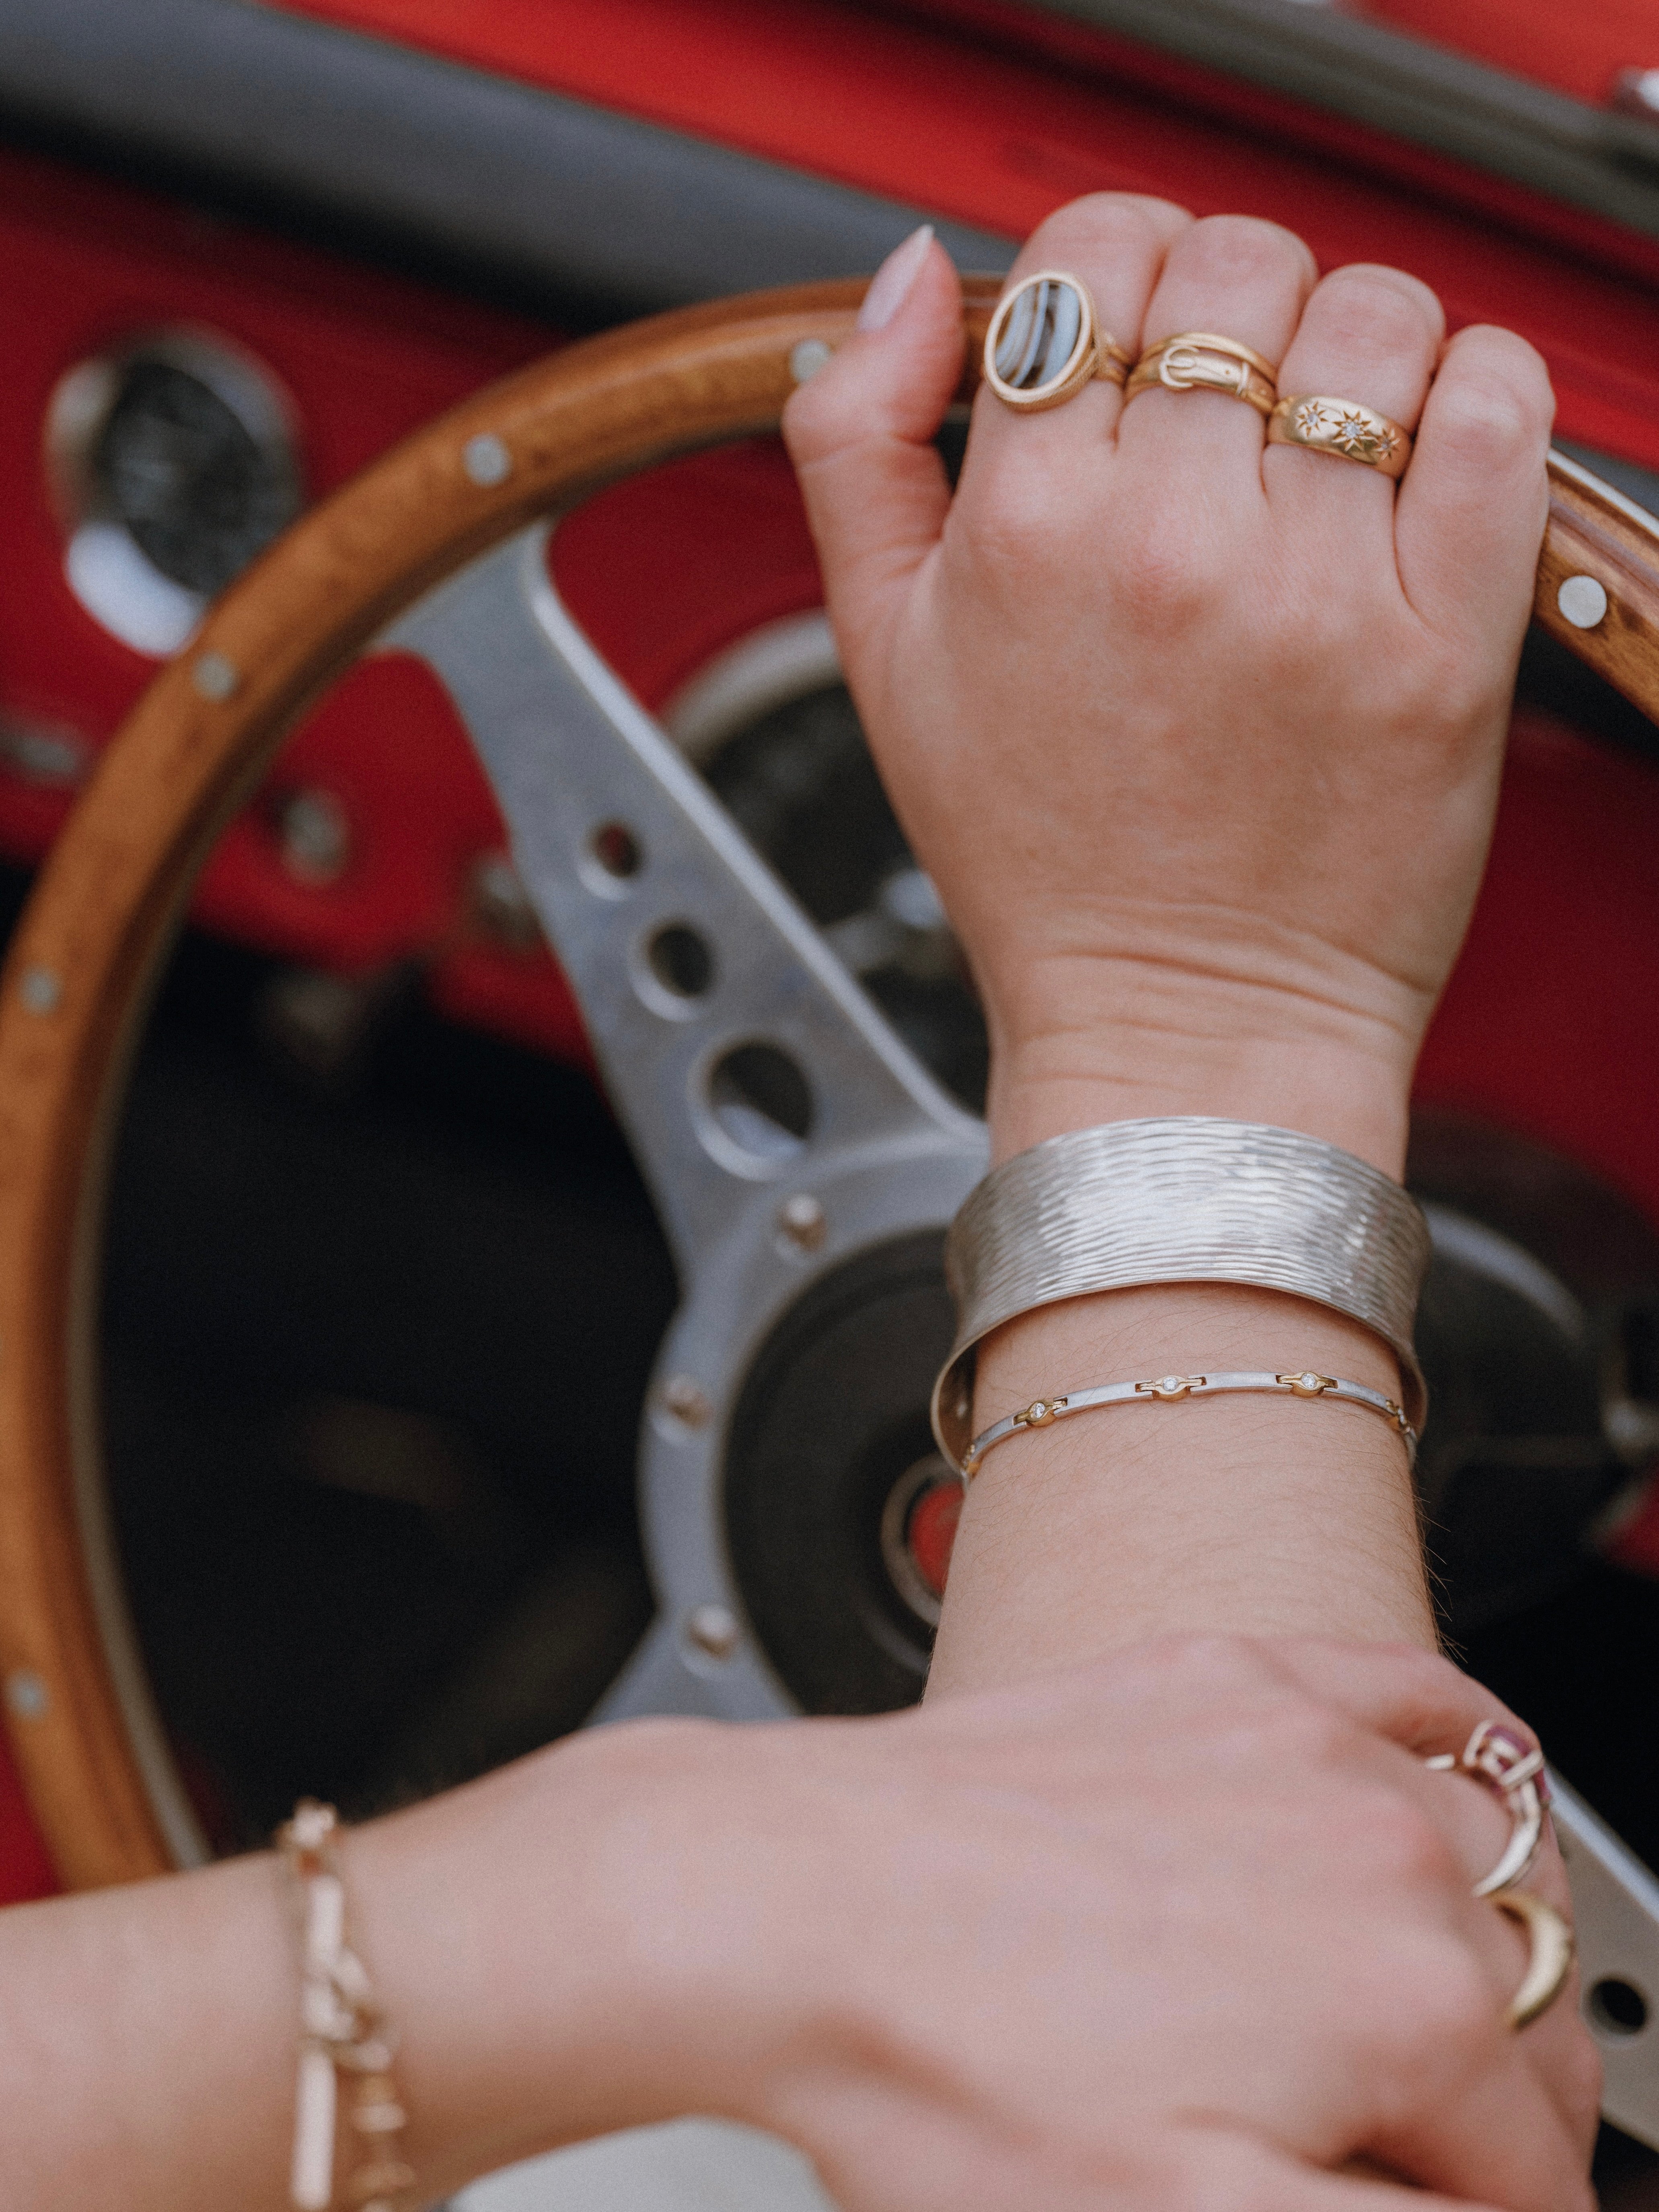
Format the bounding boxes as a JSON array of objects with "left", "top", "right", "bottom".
[
  {"left": 1537, "top": 451, "right": 1659, "bottom": 721},
  {"left": 0, "top": 275, "right": 1651, "bottom": 1889}
]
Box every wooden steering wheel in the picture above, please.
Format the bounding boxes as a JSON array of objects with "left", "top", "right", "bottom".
[{"left": 1, "top": 277, "right": 1656, "bottom": 1891}]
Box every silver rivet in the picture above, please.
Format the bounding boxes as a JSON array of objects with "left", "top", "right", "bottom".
[
  {"left": 463, "top": 433, "right": 512, "bottom": 487},
  {"left": 790, "top": 338, "right": 833, "bottom": 384},
  {"left": 685, "top": 1603, "right": 740, "bottom": 1661},
  {"left": 471, "top": 852, "right": 540, "bottom": 948},
  {"left": 1557, "top": 574, "right": 1609, "bottom": 630},
  {"left": 5, "top": 1670, "right": 48, "bottom": 1721},
  {"left": 275, "top": 788, "right": 351, "bottom": 884},
  {"left": 192, "top": 650, "right": 239, "bottom": 702},
  {"left": 19, "top": 966, "right": 61, "bottom": 1014},
  {"left": 777, "top": 1193, "right": 826, "bottom": 1252},
  {"left": 661, "top": 1374, "right": 712, "bottom": 1429}
]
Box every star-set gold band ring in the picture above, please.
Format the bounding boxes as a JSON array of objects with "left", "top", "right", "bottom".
[
  {"left": 1124, "top": 331, "right": 1279, "bottom": 418},
  {"left": 1268, "top": 394, "right": 1412, "bottom": 478},
  {"left": 983, "top": 271, "right": 1133, "bottom": 411}
]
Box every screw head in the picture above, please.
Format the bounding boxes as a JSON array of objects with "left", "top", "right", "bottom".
[
  {"left": 463, "top": 432, "right": 512, "bottom": 487},
  {"left": 192, "top": 650, "right": 239, "bottom": 702},
  {"left": 1557, "top": 574, "right": 1609, "bottom": 630},
  {"left": 18, "top": 966, "right": 61, "bottom": 1014},
  {"left": 777, "top": 1192, "right": 826, "bottom": 1252},
  {"left": 275, "top": 789, "right": 351, "bottom": 884},
  {"left": 685, "top": 1603, "right": 740, "bottom": 1661},
  {"left": 789, "top": 338, "right": 834, "bottom": 384},
  {"left": 5, "top": 1669, "right": 48, "bottom": 1721},
  {"left": 660, "top": 1374, "right": 712, "bottom": 1429},
  {"left": 471, "top": 852, "right": 540, "bottom": 946}
]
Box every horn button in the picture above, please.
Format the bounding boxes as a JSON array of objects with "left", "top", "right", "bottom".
[{"left": 718, "top": 1122, "right": 1657, "bottom": 1713}]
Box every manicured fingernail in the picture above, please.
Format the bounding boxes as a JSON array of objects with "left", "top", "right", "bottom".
[{"left": 857, "top": 224, "right": 935, "bottom": 333}]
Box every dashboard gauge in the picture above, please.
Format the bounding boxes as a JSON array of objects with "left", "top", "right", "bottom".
[{"left": 45, "top": 333, "right": 302, "bottom": 656}]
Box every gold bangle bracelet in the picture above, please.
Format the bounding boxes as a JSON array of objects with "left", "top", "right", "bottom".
[{"left": 280, "top": 1801, "right": 417, "bottom": 2212}]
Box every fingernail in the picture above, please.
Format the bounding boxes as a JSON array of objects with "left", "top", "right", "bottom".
[{"left": 857, "top": 224, "right": 935, "bottom": 333}]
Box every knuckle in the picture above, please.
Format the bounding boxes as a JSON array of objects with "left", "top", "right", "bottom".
[
  {"left": 1159, "top": 2134, "right": 1286, "bottom": 2212},
  {"left": 1305, "top": 265, "right": 1441, "bottom": 360},
  {"left": 1166, "top": 212, "right": 1315, "bottom": 294},
  {"left": 958, "top": 453, "right": 1071, "bottom": 575},
  {"left": 1405, "top": 1937, "right": 1497, "bottom": 2050},
  {"left": 1556, "top": 2014, "right": 1606, "bottom": 2136},
  {"left": 1023, "top": 190, "right": 1190, "bottom": 269},
  {"left": 1106, "top": 508, "right": 1227, "bottom": 633},
  {"left": 1354, "top": 1930, "right": 1497, "bottom": 2107},
  {"left": 1351, "top": 1790, "right": 1466, "bottom": 1894},
  {"left": 1429, "top": 341, "right": 1554, "bottom": 465}
]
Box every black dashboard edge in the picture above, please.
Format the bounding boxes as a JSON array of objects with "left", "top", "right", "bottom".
[{"left": 0, "top": 0, "right": 1014, "bottom": 326}]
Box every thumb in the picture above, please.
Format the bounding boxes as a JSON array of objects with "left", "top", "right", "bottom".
[{"left": 783, "top": 224, "right": 963, "bottom": 691}]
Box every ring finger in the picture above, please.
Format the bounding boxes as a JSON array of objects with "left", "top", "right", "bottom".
[{"left": 1266, "top": 262, "right": 1445, "bottom": 531}]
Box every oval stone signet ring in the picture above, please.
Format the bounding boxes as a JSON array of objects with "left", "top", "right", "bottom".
[{"left": 984, "top": 271, "right": 1133, "bottom": 411}]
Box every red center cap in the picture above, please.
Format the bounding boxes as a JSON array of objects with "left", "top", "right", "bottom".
[{"left": 905, "top": 1477, "right": 962, "bottom": 1600}]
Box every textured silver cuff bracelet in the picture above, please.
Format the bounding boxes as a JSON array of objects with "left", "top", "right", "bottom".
[{"left": 930, "top": 1117, "right": 1430, "bottom": 1475}]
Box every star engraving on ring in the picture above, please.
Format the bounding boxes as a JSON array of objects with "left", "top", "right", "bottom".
[{"left": 1291, "top": 400, "right": 1398, "bottom": 463}]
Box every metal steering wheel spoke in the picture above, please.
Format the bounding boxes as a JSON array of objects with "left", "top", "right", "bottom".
[{"left": 386, "top": 525, "right": 984, "bottom": 1292}]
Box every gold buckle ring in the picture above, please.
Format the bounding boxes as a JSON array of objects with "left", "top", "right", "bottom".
[
  {"left": 1268, "top": 394, "right": 1411, "bottom": 478},
  {"left": 1125, "top": 331, "right": 1279, "bottom": 418},
  {"left": 984, "top": 270, "right": 1133, "bottom": 412},
  {"left": 1494, "top": 1890, "right": 1575, "bottom": 2031}
]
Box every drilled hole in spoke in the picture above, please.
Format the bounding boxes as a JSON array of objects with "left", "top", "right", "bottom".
[
  {"left": 705, "top": 1042, "right": 813, "bottom": 1164},
  {"left": 647, "top": 923, "right": 713, "bottom": 999},
  {"left": 1592, "top": 1979, "right": 1649, "bottom": 2036},
  {"left": 589, "top": 821, "right": 642, "bottom": 880}
]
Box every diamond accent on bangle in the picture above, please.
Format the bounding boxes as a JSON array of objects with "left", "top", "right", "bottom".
[
  {"left": 1279, "top": 1370, "right": 1336, "bottom": 1396},
  {"left": 1013, "top": 1397, "right": 1064, "bottom": 1427},
  {"left": 1139, "top": 1373, "right": 1203, "bottom": 1399}
]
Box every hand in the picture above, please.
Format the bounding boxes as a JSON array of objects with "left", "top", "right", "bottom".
[
  {"left": 783, "top": 201, "right": 1554, "bottom": 1175},
  {"left": 369, "top": 1638, "right": 1597, "bottom": 2212}
]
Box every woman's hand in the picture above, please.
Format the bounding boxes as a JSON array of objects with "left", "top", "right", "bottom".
[
  {"left": 783, "top": 199, "right": 1553, "bottom": 1177},
  {"left": 12, "top": 1643, "right": 1596, "bottom": 2211},
  {"left": 365, "top": 1638, "right": 1597, "bottom": 2212}
]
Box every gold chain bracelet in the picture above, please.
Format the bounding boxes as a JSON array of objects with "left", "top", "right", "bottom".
[{"left": 279, "top": 1800, "right": 417, "bottom": 2212}]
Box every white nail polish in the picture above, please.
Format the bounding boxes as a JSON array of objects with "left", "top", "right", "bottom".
[{"left": 857, "top": 224, "right": 935, "bottom": 333}]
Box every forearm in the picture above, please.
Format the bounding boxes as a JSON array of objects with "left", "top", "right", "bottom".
[
  {"left": 928, "top": 1058, "right": 1435, "bottom": 1698},
  {"left": 0, "top": 1725, "right": 755, "bottom": 2210}
]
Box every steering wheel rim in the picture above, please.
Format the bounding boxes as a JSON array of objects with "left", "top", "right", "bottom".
[
  {"left": 0, "top": 278, "right": 1001, "bottom": 1887},
  {"left": 4, "top": 268, "right": 1659, "bottom": 1893}
]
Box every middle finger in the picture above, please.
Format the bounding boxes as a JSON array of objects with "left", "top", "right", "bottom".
[{"left": 1118, "top": 213, "right": 1316, "bottom": 487}]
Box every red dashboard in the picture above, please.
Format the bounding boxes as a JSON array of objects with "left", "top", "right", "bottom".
[{"left": 4, "top": 0, "right": 1659, "bottom": 1916}]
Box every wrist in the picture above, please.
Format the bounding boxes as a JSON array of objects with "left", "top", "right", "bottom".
[
  {"left": 986, "top": 1033, "right": 1412, "bottom": 1178},
  {"left": 349, "top": 1719, "right": 806, "bottom": 2195},
  {"left": 976, "top": 940, "right": 1424, "bottom": 1176}
]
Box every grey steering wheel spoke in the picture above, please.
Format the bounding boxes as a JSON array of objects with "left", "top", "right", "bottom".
[
  {"left": 387, "top": 524, "right": 987, "bottom": 1722},
  {"left": 387, "top": 526, "right": 983, "bottom": 1286}
]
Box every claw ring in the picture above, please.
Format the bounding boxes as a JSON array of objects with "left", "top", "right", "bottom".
[
  {"left": 1425, "top": 1720, "right": 1548, "bottom": 1897},
  {"left": 1493, "top": 1889, "right": 1575, "bottom": 2031}
]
